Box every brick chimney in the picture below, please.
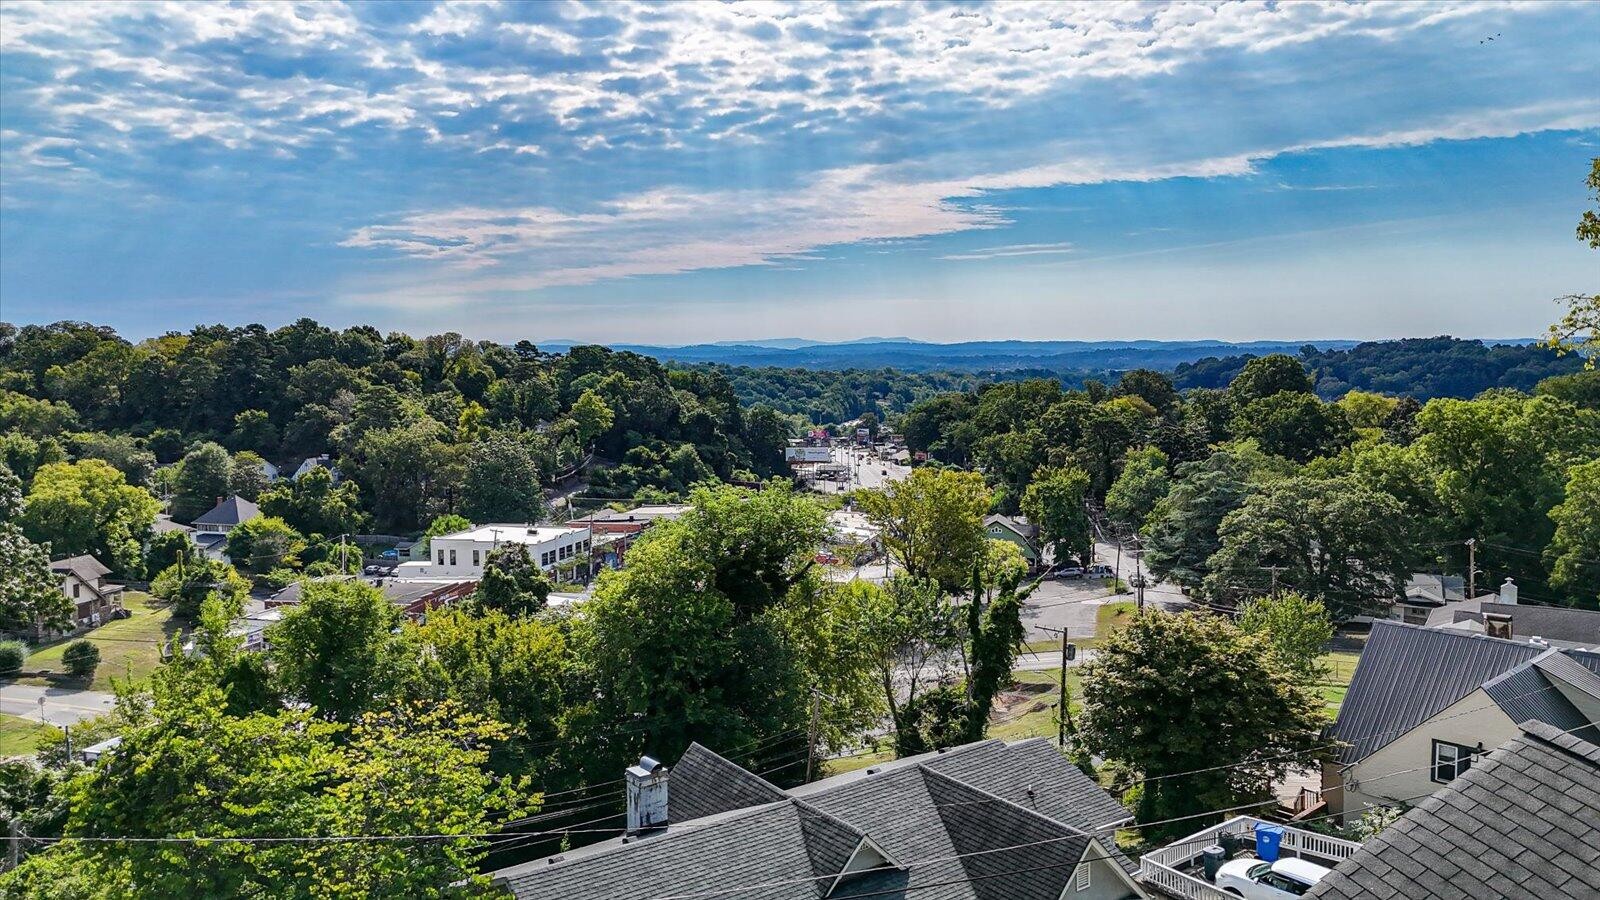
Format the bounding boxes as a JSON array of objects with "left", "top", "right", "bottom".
[{"left": 625, "top": 755, "right": 669, "bottom": 834}]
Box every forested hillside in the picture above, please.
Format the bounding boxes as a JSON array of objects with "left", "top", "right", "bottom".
[
  {"left": 1172, "top": 337, "right": 1580, "bottom": 399},
  {"left": 899, "top": 356, "right": 1600, "bottom": 608},
  {"left": 0, "top": 319, "right": 790, "bottom": 541}
]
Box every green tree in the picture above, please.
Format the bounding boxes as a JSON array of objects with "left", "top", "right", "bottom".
[
  {"left": 172, "top": 441, "right": 233, "bottom": 523},
  {"left": 143, "top": 528, "right": 201, "bottom": 579},
  {"left": 1232, "top": 392, "right": 1353, "bottom": 463},
  {"left": 1078, "top": 610, "right": 1324, "bottom": 834},
  {"left": 0, "top": 464, "right": 73, "bottom": 634},
  {"left": 149, "top": 557, "right": 249, "bottom": 619},
  {"left": 1547, "top": 158, "right": 1599, "bottom": 368},
  {"left": 569, "top": 388, "right": 615, "bottom": 446},
  {"left": 1021, "top": 466, "right": 1093, "bottom": 567},
  {"left": 856, "top": 576, "right": 962, "bottom": 756},
  {"left": 459, "top": 434, "right": 544, "bottom": 523},
  {"left": 225, "top": 515, "right": 306, "bottom": 575},
  {"left": 266, "top": 579, "right": 416, "bottom": 723},
  {"left": 348, "top": 419, "right": 452, "bottom": 531},
  {"left": 62, "top": 639, "right": 101, "bottom": 678},
  {"left": 257, "top": 465, "right": 368, "bottom": 537},
  {"left": 2, "top": 663, "right": 528, "bottom": 898},
  {"left": 229, "top": 409, "right": 279, "bottom": 454},
  {"left": 418, "top": 513, "right": 471, "bottom": 554},
  {"left": 1336, "top": 390, "right": 1399, "bottom": 431},
  {"left": 1228, "top": 353, "right": 1314, "bottom": 404},
  {"left": 410, "top": 605, "right": 572, "bottom": 775},
  {"left": 1142, "top": 443, "right": 1292, "bottom": 596},
  {"left": 1547, "top": 459, "right": 1600, "bottom": 602},
  {"left": 859, "top": 467, "right": 991, "bottom": 592},
  {"left": 474, "top": 543, "right": 554, "bottom": 617},
  {"left": 227, "top": 450, "right": 272, "bottom": 501},
  {"left": 677, "top": 481, "right": 827, "bottom": 618},
  {"left": 1205, "top": 476, "right": 1412, "bottom": 620},
  {"left": 1104, "top": 446, "right": 1171, "bottom": 531},
  {"left": 1237, "top": 592, "right": 1334, "bottom": 684},
  {"left": 21, "top": 459, "right": 158, "bottom": 575},
  {"left": 958, "top": 565, "right": 1031, "bottom": 743}
]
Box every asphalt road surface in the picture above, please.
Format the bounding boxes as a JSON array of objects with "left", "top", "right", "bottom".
[{"left": 0, "top": 682, "right": 117, "bottom": 727}]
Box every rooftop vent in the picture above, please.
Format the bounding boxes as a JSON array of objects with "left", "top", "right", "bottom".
[{"left": 625, "top": 755, "right": 669, "bottom": 835}]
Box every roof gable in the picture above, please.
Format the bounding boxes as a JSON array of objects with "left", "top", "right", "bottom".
[
  {"left": 671, "top": 742, "right": 788, "bottom": 822},
  {"left": 1330, "top": 622, "right": 1544, "bottom": 764}
]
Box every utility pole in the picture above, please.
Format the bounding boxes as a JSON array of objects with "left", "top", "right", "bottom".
[
  {"left": 1041, "top": 626, "right": 1076, "bottom": 750},
  {"left": 63, "top": 725, "right": 71, "bottom": 762},
  {"left": 1131, "top": 534, "right": 1145, "bottom": 611},
  {"left": 805, "top": 689, "right": 822, "bottom": 783},
  {"left": 1261, "top": 565, "right": 1287, "bottom": 600},
  {"left": 1466, "top": 538, "right": 1477, "bottom": 600}
]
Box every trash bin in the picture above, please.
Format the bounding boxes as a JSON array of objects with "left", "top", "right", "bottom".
[
  {"left": 1255, "top": 823, "right": 1285, "bottom": 862},
  {"left": 1202, "top": 845, "right": 1227, "bottom": 882}
]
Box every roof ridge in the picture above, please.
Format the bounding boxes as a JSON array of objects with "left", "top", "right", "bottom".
[
  {"left": 1368, "top": 617, "right": 1545, "bottom": 650},
  {"left": 916, "top": 764, "right": 1092, "bottom": 838},
  {"left": 1519, "top": 721, "right": 1600, "bottom": 765}
]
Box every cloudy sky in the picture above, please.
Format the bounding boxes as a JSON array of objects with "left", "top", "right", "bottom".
[{"left": 2, "top": 1, "right": 1597, "bottom": 344}]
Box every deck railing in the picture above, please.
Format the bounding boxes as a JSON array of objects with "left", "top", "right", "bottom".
[{"left": 1137, "top": 815, "right": 1363, "bottom": 899}]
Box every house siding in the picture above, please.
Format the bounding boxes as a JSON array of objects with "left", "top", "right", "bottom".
[{"left": 1328, "top": 688, "right": 1519, "bottom": 818}]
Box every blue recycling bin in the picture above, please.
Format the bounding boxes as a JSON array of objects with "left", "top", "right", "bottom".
[{"left": 1255, "top": 823, "right": 1285, "bottom": 862}]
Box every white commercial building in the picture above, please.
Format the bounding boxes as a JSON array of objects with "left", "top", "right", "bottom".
[{"left": 394, "top": 523, "right": 592, "bottom": 579}]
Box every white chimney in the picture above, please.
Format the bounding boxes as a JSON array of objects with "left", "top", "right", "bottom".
[
  {"left": 625, "top": 755, "right": 669, "bottom": 834},
  {"left": 1499, "top": 578, "right": 1518, "bottom": 606}
]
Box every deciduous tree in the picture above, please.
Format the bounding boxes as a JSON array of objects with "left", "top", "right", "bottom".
[
  {"left": 859, "top": 468, "right": 991, "bottom": 592},
  {"left": 21, "top": 459, "right": 158, "bottom": 575}
]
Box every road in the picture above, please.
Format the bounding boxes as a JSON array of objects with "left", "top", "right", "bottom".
[
  {"left": 1020, "top": 541, "right": 1192, "bottom": 641},
  {"left": 0, "top": 682, "right": 117, "bottom": 726},
  {"left": 810, "top": 444, "right": 912, "bottom": 494}
]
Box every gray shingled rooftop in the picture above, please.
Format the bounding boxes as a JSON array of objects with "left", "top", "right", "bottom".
[
  {"left": 495, "top": 738, "right": 1138, "bottom": 899},
  {"left": 1307, "top": 721, "right": 1600, "bottom": 899}
]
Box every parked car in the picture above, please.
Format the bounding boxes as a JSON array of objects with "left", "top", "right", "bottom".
[
  {"left": 1129, "top": 574, "right": 1149, "bottom": 588},
  {"left": 1087, "top": 564, "right": 1113, "bottom": 577},
  {"left": 1057, "top": 566, "right": 1085, "bottom": 579},
  {"left": 1215, "top": 858, "right": 1331, "bottom": 898},
  {"left": 379, "top": 548, "right": 399, "bottom": 560}
]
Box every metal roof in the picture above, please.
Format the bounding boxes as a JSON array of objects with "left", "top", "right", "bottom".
[{"left": 1328, "top": 621, "right": 1545, "bottom": 765}]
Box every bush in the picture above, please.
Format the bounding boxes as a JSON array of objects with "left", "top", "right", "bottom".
[
  {"left": 62, "top": 640, "right": 101, "bottom": 678},
  {"left": 0, "top": 639, "right": 29, "bottom": 677}
]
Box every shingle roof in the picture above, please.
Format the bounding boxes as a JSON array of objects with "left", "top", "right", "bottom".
[
  {"left": 50, "top": 554, "right": 111, "bottom": 583},
  {"left": 1458, "top": 602, "right": 1600, "bottom": 647},
  {"left": 191, "top": 495, "right": 259, "bottom": 526},
  {"left": 1327, "top": 622, "right": 1545, "bottom": 765},
  {"left": 671, "top": 743, "right": 788, "bottom": 822},
  {"left": 1306, "top": 722, "right": 1600, "bottom": 900},
  {"left": 498, "top": 738, "right": 1135, "bottom": 900}
]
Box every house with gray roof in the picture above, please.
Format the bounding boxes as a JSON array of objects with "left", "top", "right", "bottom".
[
  {"left": 1321, "top": 620, "right": 1600, "bottom": 820},
  {"left": 48, "top": 554, "right": 125, "bottom": 631},
  {"left": 494, "top": 737, "right": 1145, "bottom": 899},
  {"left": 190, "top": 495, "right": 260, "bottom": 561},
  {"left": 1306, "top": 720, "right": 1600, "bottom": 899}
]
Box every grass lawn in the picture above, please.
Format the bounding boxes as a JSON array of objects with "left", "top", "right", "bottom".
[
  {"left": 1316, "top": 650, "right": 1362, "bottom": 715},
  {"left": 12, "top": 592, "right": 183, "bottom": 692},
  {"left": 0, "top": 714, "right": 56, "bottom": 757}
]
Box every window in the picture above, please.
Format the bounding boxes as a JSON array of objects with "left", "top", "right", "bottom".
[
  {"left": 449, "top": 549, "right": 457, "bottom": 566},
  {"left": 1432, "top": 740, "right": 1475, "bottom": 783},
  {"left": 1074, "top": 862, "right": 1090, "bottom": 891},
  {"left": 73, "top": 583, "right": 82, "bottom": 598},
  {"left": 472, "top": 549, "right": 480, "bottom": 566},
  {"left": 437, "top": 550, "right": 445, "bottom": 565}
]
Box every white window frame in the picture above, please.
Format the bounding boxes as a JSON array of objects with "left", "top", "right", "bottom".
[{"left": 1431, "top": 739, "right": 1475, "bottom": 783}]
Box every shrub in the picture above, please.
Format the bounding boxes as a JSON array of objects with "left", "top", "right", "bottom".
[
  {"left": 62, "top": 639, "right": 100, "bottom": 678},
  {"left": 0, "top": 640, "right": 29, "bottom": 677}
]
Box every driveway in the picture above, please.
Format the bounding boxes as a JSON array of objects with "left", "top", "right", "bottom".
[{"left": 0, "top": 682, "right": 118, "bottom": 726}]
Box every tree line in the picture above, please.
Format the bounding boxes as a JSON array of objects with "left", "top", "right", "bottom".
[{"left": 898, "top": 355, "right": 1600, "bottom": 611}]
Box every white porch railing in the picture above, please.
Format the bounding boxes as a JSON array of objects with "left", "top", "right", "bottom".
[{"left": 1137, "top": 815, "right": 1363, "bottom": 899}]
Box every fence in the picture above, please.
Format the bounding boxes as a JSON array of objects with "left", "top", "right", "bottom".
[{"left": 1137, "top": 815, "right": 1362, "bottom": 899}]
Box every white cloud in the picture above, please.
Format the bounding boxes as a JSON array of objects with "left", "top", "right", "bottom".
[
  {"left": 939, "top": 242, "right": 1076, "bottom": 261},
  {"left": 0, "top": 0, "right": 1556, "bottom": 160}
]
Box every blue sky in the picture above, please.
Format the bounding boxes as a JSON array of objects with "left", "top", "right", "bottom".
[{"left": 2, "top": 1, "right": 1597, "bottom": 344}]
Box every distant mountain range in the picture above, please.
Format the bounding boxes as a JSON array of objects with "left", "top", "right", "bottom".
[{"left": 534, "top": 337, "right": 1374, "bottom": 373}]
